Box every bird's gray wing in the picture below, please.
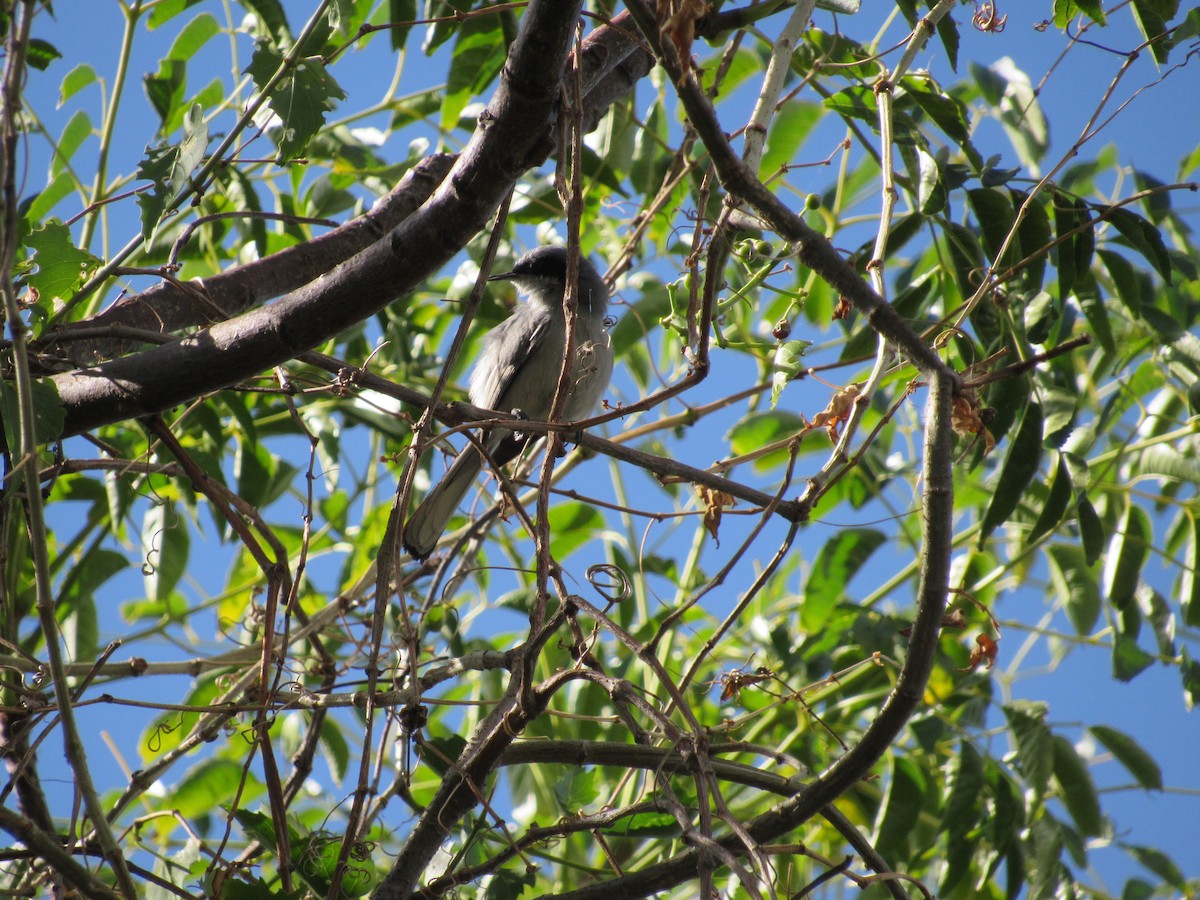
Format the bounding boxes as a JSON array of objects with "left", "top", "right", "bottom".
[{"left": 468, "top": 304, "right": 560, "bottom": 416}]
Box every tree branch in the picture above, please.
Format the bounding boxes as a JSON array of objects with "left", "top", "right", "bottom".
[
  {"left": 43, "top": 9, "right": 650, "bottom": 373},
  {"left": 46, "top": 154, "right": 455, "bottom": 365},
  {"left": 49, "top": 1, "right": 648, "bottom": 438}
]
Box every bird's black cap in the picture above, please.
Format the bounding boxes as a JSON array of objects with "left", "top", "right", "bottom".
[{"left": 488, "top": 245, "right": 574, "bottom": 282}]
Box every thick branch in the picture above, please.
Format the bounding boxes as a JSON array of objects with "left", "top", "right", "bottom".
[
  {"left": 0, "top": 807, "right": 120, "bottom": 899},
  {"left": 500, "top": 741, "right": 908, "bottom": 900},
  {"left": 51, "top": 1, "right": 590, "bottom": 438},
  {"left": 46, "top": 154, "right": 455, "bottom": 365},
  {"left": 44, "top": 10, "right": 649, "bottom": 373}
]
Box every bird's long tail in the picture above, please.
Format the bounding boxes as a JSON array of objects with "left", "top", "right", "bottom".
[{"left": 403, "top": 447, "right": 484, "bottom": 559}]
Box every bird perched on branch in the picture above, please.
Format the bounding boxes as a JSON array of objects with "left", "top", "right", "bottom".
[{"left": 403, "top": 245, "right": 614, "bottom": 559}]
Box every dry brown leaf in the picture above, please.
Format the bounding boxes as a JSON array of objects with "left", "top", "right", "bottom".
[
  {"left": 659, "top": 0, "right": 710, "bottom": 78},
  {"left": 810, "top": 384, "right": 860, "bottom": 441},
  {"left": 960, "top": 633, "right": 999, "bottom": 672},
  {"left": 697, "top": 484, "right": 736, "bottom": 541}
]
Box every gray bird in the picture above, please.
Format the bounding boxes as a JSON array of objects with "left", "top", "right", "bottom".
[{"left": 403, "top": 245, "right": 614, "bottom": 559}]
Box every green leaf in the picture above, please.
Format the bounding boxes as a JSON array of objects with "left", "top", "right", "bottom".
[
  {"left": 1078, "top": 282, "right": 1115, "bottom": 353},
  {"left": 759, "top": 102, "right": 823, "bottom": 180},
  {"left": 1023, "top": 290, "right": 1058, "bottom": 345},
  {"left": 23, "top": 219, "right": 101, "bottom": 304},
  {"left": 1099, "top": 248, "right": 1151, "bottom": 316},
  {"left": 1088, "top": 725, "right": 1163, "bottom": 791},
  {"left": 933, "top": 5, "right": 960, "bottom": 69},
  {"left": 327, "top": 0, "right": 355, "bottom": 33},
  {"left": 122, "top": 590, "right": 189, "bottom": 623},
  {"left": 483, "top": 867, "right": 536, "bottom": 900},
  {"left": 1077, "top": 496, "right": 1104, "bottom": 565},
  {"left": 0, "top": 376, "right": 64, "bottom": 453},
  {"left": 547, "top": 502, "right": 605, "bottom": 559},
  {"left": 241, "top": 0, "right": 292, "bottom": 46},
  {"left": 1172, "top": 6, "right": 1200, "bottom": 45},
  {"left": 422, "top": 0, "right": 470, "bottom": 55},
  {"left": 823, "top": 84, "right": 877, "bottom": 125},
  {"left": 1054, "top": 191, "right": 1094, "bottom": 302},
  {"left": 1027, "top": 453, "right": 1071, "bottom": 546},
  {"left": 420, "top": 734, "right": 467, "bottom": 777},
  {"left": 135, "top": 103, "right": 210, "bottom": 244},
  {"left": 903, "top": 76, "right": 972, "bottom": 149},
  {"left": 1004, "top": 700, "right": 1053, "bottom": 798},
  {"left": 1112, "top": 630, "right": 1154, "bottom": 682},
  {"left": 144, "top": 58, "right": 185, "bottom": 125},
  {"left": 797, "top": 28, "right": 878, "bottom": 82},
  {"left": 602, "top": 811, "right": 680, "bottom": 837},
  {"left": 294, "top": 830, "right": 372, "bottom": 897},
  {"left": 26, "top": 38, "right": 62, "bottom": 71},
  {"left": 1052, "top": 734, "right": 1103, "bottom": 837},
  {"left": 803, "top": 529, "right": 885, "bottom": 632},
  {"left": 769, "top": 339, "right": 812, "bottom": 409},
  {"left": 442, "top": 17, "right": 506, "bottom": 132},
  {"left": 987, "top": 57, "right": 1049, "bottom": 169},
  {"left": 630, "top": 102, "right": 670, "bottom": 197},
  {"left": 908, "top": 144, "right": 946, "bottom": 215},
  {"left": 1129, "top": 443, "right": 1200, "bottom": 485},
  {"left": 388, "top": 0, "right": 418, "bottom": 51},
  {"left": 142, "top": 501, "right": 190, "bottom": 602},
  {"left": 1013, "top": 189, "right": 1052, "bottom": 292},
  {"left": 967, "top": 187, "right": 1017, "bottom": 265},
  {"left": 1103, "top": 503, "right": 1151, "bottom": 611},
  {"left": 818, "top": 2, "right": 864, "bottom": 14},
  {"left": 986, "top": 759, "right": 1026, "bottom": 855},
  {"left": 726, "top": 411, "right": 807, "bottom": 473},
  {"left": 553, "top": 768, "right": 600, "bottom": 813},
  {"left": 1181, "top": 647, "right": 1200, "bottom": 710},
  {"left": 938, "top": 742, "right": 985, "bottom": 894},
  {"left": 1043, "top": 387, "right": 1078, "bottom": 448},
  {"left": 245, "top": 42, "right": 346, "bottom": 162},
  {"left": 58, "top": 63, "right": 97, "bottom": 105},
  {"left": 1182, "top": 514, "right": 1200, "bottom": 628},
  {"left": 59, "top": 578, "right": 99, "bottom": 659},
  {"left": 60, "top": 548, "right": 128, "bottom": 613},
  {"left": 232, "top": 807, "right": 278, "bottom": 847},
  {"left": 1138, "top": 584, "right": 1174, "bottom": 658},
  {"left": 1046, "top": 544, "right": 1101, "bottom": 635},
  {"left": 1027, "top": 815, "right": 1065, "bottom": 900},
  {"left": 874, "top": 755, "right": 926, "bottom": 862},
  {"left": 167, "top": 11, "right": 220, "bottom": 62},
  {"left": 943, "top": 220, "right": 987, "bottom": 310},
  {"left": 1123, "top": 843, "right": 1186, "bottom": 888},
  {"left": 150, "top": 836, "right": 202, "bottom": 897},
  {"left": 141, "top": 677, "right": 221, "bottom": 760},
  {"left": 1131, "top": 0, "right": 1178, "bottom": 64},
  {"left": 50, "top": 109, "right": 92, "bottom": 177},
  {"left": 979, "top": 401, "right": 1043, "bottom": 545},
  {"left": 1055, "top": 0, "right": 1108, "bottom": 26},
  {"left": 1105, "top": 206, "right": 1173, "bottom": 283},
  {"left": 171, "top": 759, "right": 249, "bottom": 822},
  {"left": 983, "top": 355, "right": 1029, "bottom": 443},
  {"left": 147, "top": 0, "right": 205, "bottom": 29}
]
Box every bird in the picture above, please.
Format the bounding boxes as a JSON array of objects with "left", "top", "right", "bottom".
[{"left": 403, "top": 245, "right": 614, "bottom": 559}]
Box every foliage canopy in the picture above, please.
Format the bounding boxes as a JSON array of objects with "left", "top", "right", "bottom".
[{"left": 1, "top": 1, "right": 1199, "bottom": 898}]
